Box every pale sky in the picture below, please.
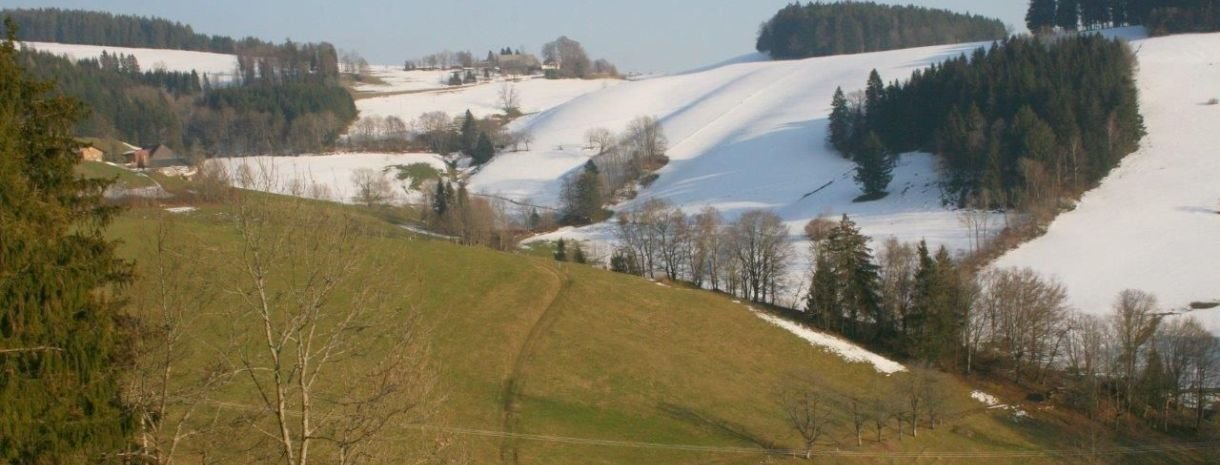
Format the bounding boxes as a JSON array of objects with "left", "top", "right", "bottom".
[{"left": 4, "top": 0, "right": 1026, "bottom": 73}]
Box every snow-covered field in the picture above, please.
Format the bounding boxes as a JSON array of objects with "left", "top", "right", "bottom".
[
  {"left": 210, "top": 153, "right": 447, "bottom": 205},
  {"left": 20, "top": 41, "right": 238, "bottom": 82},
  {"left": 995, "top": 31, "right": 1220, "bottom": 331},
  {"left": 353, "top": 66, "right": 453, "bottom": 93},
  {"left": 357, "top": 76, "right": 623, "bottom": 121}
]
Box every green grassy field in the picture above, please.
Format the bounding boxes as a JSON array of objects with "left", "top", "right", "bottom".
[
  {"left": 109, "top": 191, "right": 1209, "bottom": 465},
  {"left": 75, "top": 160, "right": 157, "bottom": 188}
]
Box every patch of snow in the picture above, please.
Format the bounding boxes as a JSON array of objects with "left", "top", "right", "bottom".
[
  {"left": 209, "top": 153, "right": 447, "bottom": 205},
  {"left": 971, "top": 390, "right": 1002, "bottom": 407},
  {"left": 165, "top": 206, "right": 197, "bottom": 214},
  {"left": 399, "top": 224, "right": 458, "bottom": 240},
  {"left": 20, "top": 41, "right": 238, "bottom": 84},
  {"left": 750, "top": 309, "right": 906, "bottom": 374},
  {"left": 354, "top": 66, "right": 452, "bottom": 93},
  {"left": 994, "top": 32, "right": 1220, "bottom": 333}
]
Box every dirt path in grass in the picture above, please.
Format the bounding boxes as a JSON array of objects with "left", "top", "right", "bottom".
[{"left": 499, "top": 261, "right": 569, "bottom": 464}]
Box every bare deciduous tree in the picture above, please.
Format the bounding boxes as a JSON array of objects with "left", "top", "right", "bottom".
[
  {"left": 350, "top": 168, "right": 394, "bottom": 206},
  {"left": 497, "top": 82, "right": 521, "bottom": 115},
  {"left": 225, "top": 192, "right": 436, "bottom": 465},
  {"left": 727, "top": 210, "right": 791, "bottom": 304},
  {"left": 126, "top": 214, "right": 230, "bottom": 465},
  {"left": 973, "top": 268, "right": 1070, "bottom": 382},
  {"left": 1111, "top": 289, "right": 1161, "bottom": 414},
  {"left": 781, "top": 387, "right": 832, "bottom": 459},
  {"left": 584, "top": 127, "right": 613, "bottom": 153}
]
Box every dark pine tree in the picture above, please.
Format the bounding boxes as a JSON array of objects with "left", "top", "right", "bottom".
[
  {"left": 864, "top": 69, "right": 885, "bottom": 129},
  {"left": 807, "top": 248, "right": 841, "bottom": 332},
  {"left": 1027, "top": 0, "right": 1060, "bottom": 32},
  {"left": 828, "top": 86, "right": 852, "bottom": 154},
  {"left": 1056, "top": 0, "right": 1081, "bottom": 30},
  {"left": 565, "top": 160, "right": 605, "bottom": 224},
  {"left": 571, "top": 241, "right": 588, "bottom": 264},
  {"left": 433, "top": 180, "right": 449, "bottom": 217},
  {"left": 1080, "top": 0, "right": 1111, "bottom": 29},
  {"left": 828, "top": 215, "right": 883, "bottom": 341},
  {"left": 1, "top": 19, "right": 135, "bottom": 462},
  {"left": 459, "top": 109, "right": 478, "bottom": 155},
  {"left": 472, "top": 132, "right": 495, "bottom": 165},
  {"left": 554, "top": 238, "right": 568, "bottom": 261},
  {"left": 853, "top": 132, "right": 894, "bottom": 201},
  {"left": 905, "top": 241, "right": 937, "bottom": 357}
]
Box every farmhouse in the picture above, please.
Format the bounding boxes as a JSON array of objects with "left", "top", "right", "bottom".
[{"left": 127, "top": 144, "right": 188, "bottom": 169}]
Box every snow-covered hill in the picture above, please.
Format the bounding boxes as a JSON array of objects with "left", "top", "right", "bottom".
[
  {"left": 356, "top": 74, "right": 622, "bottom": 121},
  {"left": 472, "top": 43, "right": 995, "bottom": 256},
  {"left": 995, "top": 31, "right": 1220, "bottom": 330},
  {"left": 19, "top": 41, "right": 238, "bottom": 82}
]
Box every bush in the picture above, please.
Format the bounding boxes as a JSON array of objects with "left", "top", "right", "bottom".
[
  {"left": 1207, "top": 98, "right": 1219, "bottom": 106},
  {"left": 639, "top": 173, "right": 660, "bottom": 188}
]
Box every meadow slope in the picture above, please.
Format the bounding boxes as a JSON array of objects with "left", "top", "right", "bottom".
[{"left": 106, "top": 194, "right": 1206, "bottom": 465}]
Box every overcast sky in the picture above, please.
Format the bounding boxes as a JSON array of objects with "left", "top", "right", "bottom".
[{"left": 5, "top": 0, "right": 1026, "bottom": 73}]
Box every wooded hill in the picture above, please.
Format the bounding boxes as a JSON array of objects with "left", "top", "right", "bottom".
[
  {"left": 756, "top": 2, "right": 1008, "bottom": 59},
  {"left": 829, "top": 34, "right": 1143, "bottom": 211},
  {"left": 7, "top": 7, "right": 273, "bottom": 54},
  {"left": 1026, "top": 0, "right": 1220, "bottom": 35},
  {"left": 9, "top": 10, "right": 355, "bottom": 157}
]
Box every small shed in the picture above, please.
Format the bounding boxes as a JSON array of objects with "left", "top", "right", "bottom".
[{"left": 78, "top": 146, "right": 104, "bottom": 162}]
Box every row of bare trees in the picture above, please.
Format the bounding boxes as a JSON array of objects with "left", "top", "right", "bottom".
[
  {"left": 612, "top": 200, "right": 792, "bottom": 305},
  {"left": 959, "top": 268, "right": 1220, "bottom": 431},
  {"left": 781, "top": 369, "right": 950, "bottom": 458}
]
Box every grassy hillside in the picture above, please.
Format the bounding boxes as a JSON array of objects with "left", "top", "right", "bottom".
[
  {"left": 74, "top": 160, "right": 157, "bottom": 188},
  {"left": 109, "top": 192, "right": 1208, "bottom": 465}
]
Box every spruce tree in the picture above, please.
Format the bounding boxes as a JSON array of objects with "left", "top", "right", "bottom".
[
  {"left": 1056, "top": 0, "right": 1081, "bottom": 30},
  {"left": 828, "top": 86, "right": 852, "bottom": 153},
  {"left": 864, "top": 69, "right": 885, "bottom": 128},
  {"left": 907, "top": 241, "right": 937, "bottom": 358},
  {"left": 1, "top": 19, "right": 134, "bottom": 462},
  {"left": 472, "top": 132, "right": 495, "bottom": 165},
  {"left": 554, "top": 238, "right": 567, "bottom": 261},
  {"left": 433, "top": 181, "right": 448, "bottom": 217},
  {"left": 569, "top": 160, "right": 605, "bottom": 223},
  {"left": 527, "top": 208, "right": 541, "bottom": 230},
  {"left": 853, "top": 132, "right": 894, "bottom": 201},
  {"left": 1027, "top": 0, "right": 1059, "bottom": 32},
  {"left": 828, "top": 215, "right": 883, "bottom": 340},
  {"left": 807, "top": 248, "right": 841, "bottom": 331},
  {"left": 571, "top": 241, "right": 588, "bottom": 264},
  {"left": 1079, "top": 0, "right": 1110, "bottom": 29},
  {"left": 459, "top": 109, "right": 478, "bottom": 155}
]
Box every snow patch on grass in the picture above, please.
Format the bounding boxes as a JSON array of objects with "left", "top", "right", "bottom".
[
  {"left": 750, "top": 309, "right": 906, "bottom": 374},
  {"left": 971, "top": 390, "right": 1002, "bottom": 407}
]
